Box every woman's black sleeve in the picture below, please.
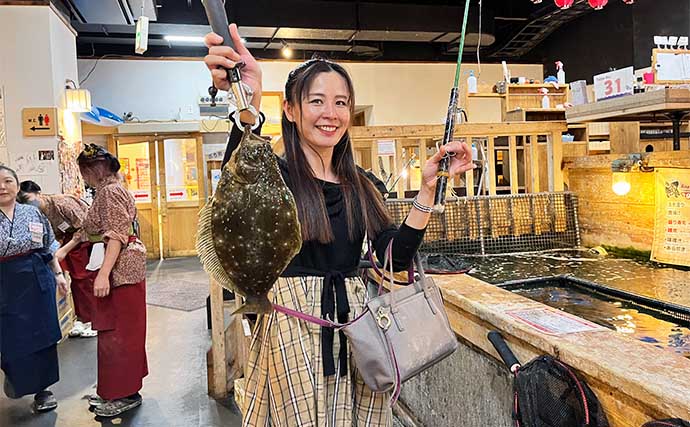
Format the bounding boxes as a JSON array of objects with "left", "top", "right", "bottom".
[
  {"left": 360, "top": 169, "right": 426, "bottom": 271},
  {"left": 221, "top": 111, "right": 266, "bottom": 168}
]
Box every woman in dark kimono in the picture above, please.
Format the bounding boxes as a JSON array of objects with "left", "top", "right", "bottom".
[
  {"left": 0, "top": 166, "right": 68, "bottom": 413},
  {"left": 71, "top": 145, "right": 148, "bottom": 418}
]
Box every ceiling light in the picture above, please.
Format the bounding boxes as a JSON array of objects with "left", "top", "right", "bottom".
[
  {"left": 281, "top": 44, "right": 293, "bottom": 58},
  {"left": 164, "top": 35, "right": 206, "bottom": 44}
]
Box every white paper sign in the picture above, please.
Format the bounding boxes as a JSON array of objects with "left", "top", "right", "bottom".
[
  {"left": 593, "top": 66, "right": 634, "bottom": 101},
  {"left": 167, "top": 189, "right": 187, "bottom": 201},
  {"left": 131, "top": 190, "right": 151, "bottom": 203},
  {"left": 506, "top": 307, "right": 607, "bottom": 335},
  {"left": 377, "top": 140, "right": 396, "bottom": 156}
]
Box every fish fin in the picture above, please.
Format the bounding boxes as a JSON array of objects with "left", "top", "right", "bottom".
[
  {"left": 231, "top": 296, "right": 274, "bottom": 315},
  {"left": 196, "top": 200, "right": 237, "bottom": 293}
]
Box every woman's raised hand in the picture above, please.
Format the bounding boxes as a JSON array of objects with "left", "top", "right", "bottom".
[
  {"left": 420, "top": 141, "right": 475, "bottom": 192},
  {"left": 204, "top": 23, "right": 262, "bottom": 99}
]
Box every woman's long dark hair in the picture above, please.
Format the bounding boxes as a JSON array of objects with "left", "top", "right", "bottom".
[{"left": 282, "top": 59, "right": 392, "bottom": 243}]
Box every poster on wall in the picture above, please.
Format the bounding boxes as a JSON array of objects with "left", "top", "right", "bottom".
[{"left": 651, "top": 168, "right": 690, "bottom": 267}]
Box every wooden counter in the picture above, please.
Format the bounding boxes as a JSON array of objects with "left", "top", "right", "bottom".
[
  {"left": 434, "top": 273, "right": 690, "bottom": 425},
  {"left": 565, "top": 88, "right": 690, "bottom": 123}
]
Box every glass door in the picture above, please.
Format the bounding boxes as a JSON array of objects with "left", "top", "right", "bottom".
[
  {"left": 115, "top": 138, "right": 160, "bottom": 259},
  {"left": 158, "top": 136, "right": 206, "bottom": 257}
]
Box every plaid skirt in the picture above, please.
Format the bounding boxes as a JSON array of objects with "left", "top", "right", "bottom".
[{"left": 242, "top": 276, "right": 392, "bottom": 427}]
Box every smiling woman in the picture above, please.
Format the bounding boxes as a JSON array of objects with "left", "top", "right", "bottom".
[{"left": 204, "top": 23, "right": 474, "bottom": 427}]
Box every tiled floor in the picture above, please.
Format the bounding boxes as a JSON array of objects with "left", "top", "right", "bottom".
[{"left": 0, "top": 258, "right": 242, "bottom": 427}]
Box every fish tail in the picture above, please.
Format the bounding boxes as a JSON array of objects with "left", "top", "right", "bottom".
[
  {"left": 196, "top": 200, "right": 235, "bottom": 291},
  {"left": 231, "top": 296, "right": 274, "bottom": 315}
]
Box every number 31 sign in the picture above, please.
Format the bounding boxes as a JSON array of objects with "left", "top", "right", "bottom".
[{"left": 593, "top": 66, "right": 634, "bottom": 101}]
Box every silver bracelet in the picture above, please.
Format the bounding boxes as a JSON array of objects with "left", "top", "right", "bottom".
[{"left": 412, "top": 196, "right": 434, "bottom": 213}]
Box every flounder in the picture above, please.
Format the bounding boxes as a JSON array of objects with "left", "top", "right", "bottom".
[{"left": 197, "top": 127, "right": 302, "bottom": 314}]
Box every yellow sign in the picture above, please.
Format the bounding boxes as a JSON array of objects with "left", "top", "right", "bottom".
[
  {"left": 22, "top": 107, "right": 57, "bottom": 137},
  {"left": 651, "top": 168, "right": 690, "bottom": 266}
]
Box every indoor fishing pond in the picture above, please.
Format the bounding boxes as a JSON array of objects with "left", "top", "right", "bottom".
[{"left": 421, "top": 249, "right": 690, "bottom": 359}]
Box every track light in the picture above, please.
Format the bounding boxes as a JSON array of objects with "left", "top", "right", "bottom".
[{"left": 281, "top": 43, "right": 293, "bottom": 58}]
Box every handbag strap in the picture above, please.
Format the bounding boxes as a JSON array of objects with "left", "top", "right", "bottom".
[{"left": 366, "top": 240, "right": 414, "bottom": 285}]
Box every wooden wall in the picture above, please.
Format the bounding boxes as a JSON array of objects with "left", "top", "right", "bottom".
[{"left": 566, "top": 152, "right": 690, "bottom": 251}]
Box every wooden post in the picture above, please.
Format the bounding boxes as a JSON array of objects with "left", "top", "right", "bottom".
[
  {"left": 548, "top": 130, "right": 564, "bottom": 192},
  {"left": 509, "top": 135, "right": 519, "bottom": 194},
  {"left": 394, "top": 139, "right": 404, "bottom": 198},
  {"left": 487, "top": 136, "right": 497, "bottom": 195},
  {"left": 369, "top": 140, "right": 379, "bottom": 180},
  {"left": 529, "top": 135, "right": 541, "bottom": 193},
  {"left": 465, "top": 166, "right": 475, "bottom": 197},
  {"left": 209, "top": 279, "right": 228, "bottom": 399}
]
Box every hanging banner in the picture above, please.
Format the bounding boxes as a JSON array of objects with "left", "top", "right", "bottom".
[{"left": 651, "top": 168, "right": 690, "bottom": 266}]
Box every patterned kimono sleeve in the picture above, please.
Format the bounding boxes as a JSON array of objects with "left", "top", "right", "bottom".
[
  {"left": 100, "top": 185, "right": 134, "bottom": 245},
  {"left": 57, "top": 196, "right": 87, "bottom": 230}
]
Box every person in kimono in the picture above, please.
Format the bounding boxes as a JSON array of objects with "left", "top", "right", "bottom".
[
  {"left": 71, "top": 144, "right": 148, "bottom": 418},
  {"left": 19, "top": 181, "right": 97, "bottom": 338},
  {"left": 0, "top": 166, "right": 68, "bottom": 412}
]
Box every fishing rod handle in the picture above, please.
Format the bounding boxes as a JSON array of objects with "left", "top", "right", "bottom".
[
  {"left": 202, "top": 0, "right": 253, "bottom": 119},
  {"left": 433, "top": 87, "right": 459, "bottom": 213},
  {"left": 487, "top": 331, "right": 521, "bottom": 373}
]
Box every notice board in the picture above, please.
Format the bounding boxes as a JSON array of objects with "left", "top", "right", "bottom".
[{"left": 651, "top": 168, "right": 690, "bottom": 266}]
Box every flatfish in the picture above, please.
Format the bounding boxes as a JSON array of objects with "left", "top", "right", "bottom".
[{"left": 197, "top": 127, "right": 302, "bottom": 313}]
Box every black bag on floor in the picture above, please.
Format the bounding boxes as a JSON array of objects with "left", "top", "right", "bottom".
[
  {"left": 643, "top": 420, "right": 690, "bottom": 427},
  {"left": 489, "top": 331, "right": 609, "bottom": 427}
]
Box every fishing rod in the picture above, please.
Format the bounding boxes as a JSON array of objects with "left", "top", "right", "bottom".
[
  {"left": 432, "top": 0, "right": 473, "bottom": 213},
  {"left": 201, "top": 0, "right": 256, "bottom": 124}
]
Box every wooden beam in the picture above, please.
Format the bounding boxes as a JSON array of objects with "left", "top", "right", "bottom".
[
  {"left": 509, "top": 135, "right": 519, "bottom": 194},
  {"left": 350, "top": 122, "right": 567, "bottom": 140},
  {"left": 208, "top": 279, "right": 228, "bottom": 399}
]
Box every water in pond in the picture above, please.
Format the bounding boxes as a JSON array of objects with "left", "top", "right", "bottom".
[
  {"left": 422, "top": 249, "right": 690, "bottom": 307},
  {"left": 511, "top": 285, "right": 690, "bottom": 359}
]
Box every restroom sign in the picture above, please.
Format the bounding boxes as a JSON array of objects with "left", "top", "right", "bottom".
[{"left": 22, "top": 108, "right": 57, "bottom": 137}]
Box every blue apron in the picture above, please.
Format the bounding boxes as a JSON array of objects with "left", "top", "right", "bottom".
[{"left": 0, "top": 249, "right": 61, "bottom": 396}]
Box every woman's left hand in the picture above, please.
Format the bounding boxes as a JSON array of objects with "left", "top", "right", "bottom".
[
  {"left": 420, "top": 140, "right": 475, "bottom": 192},
  {"left": 55, "top": 274, "right": 69, "bottom": 296},
  {"left": 94, "top": 273, "right": 111, "bottom": 298}
]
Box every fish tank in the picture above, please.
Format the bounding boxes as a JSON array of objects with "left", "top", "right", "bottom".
[{"left": 498, "top": 275, "right": 690, "bottom": 360}]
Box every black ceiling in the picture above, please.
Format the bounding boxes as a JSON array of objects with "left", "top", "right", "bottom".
[{"left": 48, "top": 0, "right": 601, "bottom": 62}]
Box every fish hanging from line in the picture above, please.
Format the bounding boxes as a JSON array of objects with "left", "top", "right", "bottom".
[{"left": 197, "top": 127, "right": 302, "bottom": 314}]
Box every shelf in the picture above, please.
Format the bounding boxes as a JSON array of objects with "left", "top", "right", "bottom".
[
  {"left": 467, "top": 92, "right": 504, "bottom": 98},
  {"left": 508, "top": 83, "right": 567, "bottom": 88}
]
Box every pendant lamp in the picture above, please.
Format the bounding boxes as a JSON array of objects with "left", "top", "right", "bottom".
[
  {"left": 555, "top": 0, "right": 574, "bottom": 9},
  {"left": 588, "top": 0, "right": 608, "bottom": 9}
]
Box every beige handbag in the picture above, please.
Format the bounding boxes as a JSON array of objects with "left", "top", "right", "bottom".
[{"left": 274, "top": 241, "right": 458, "bottom": 404}]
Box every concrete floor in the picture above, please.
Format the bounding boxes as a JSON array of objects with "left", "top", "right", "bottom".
[{"left": 0, "top": 260, "right": 243, "bottom": 427}]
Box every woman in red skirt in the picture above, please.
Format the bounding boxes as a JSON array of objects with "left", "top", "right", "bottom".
[{"left": 72, "top": 143, "right": 148, "bottom": 418}]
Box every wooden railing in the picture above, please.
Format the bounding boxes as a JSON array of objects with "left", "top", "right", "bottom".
[{"left": 350, "top": 122, "right": 567, "bottom": 198}]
